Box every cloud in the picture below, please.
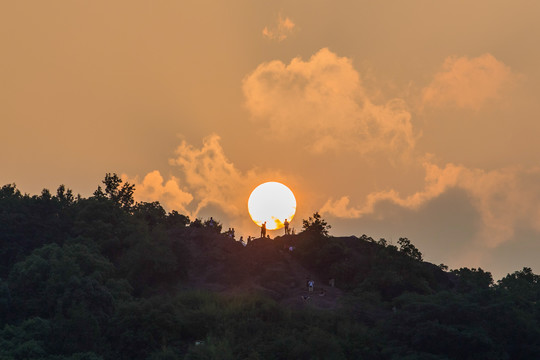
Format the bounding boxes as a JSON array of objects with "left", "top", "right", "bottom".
[
  {"left": 322, "top": 161, "right": 540, "bottom": 248},
  {"left": 127, "top": 134, "right": 285, "bottom": 226},
  {"left": 169, "top": 134, "right": 248, "bottom": 216},
  {"left": 321, "top": 196, "right": 363, "bottom": 218},
  {"left": 124, "top": 170, "right": 193, "bottom": 215},
  {"left": 262, "top": 14, "right": 295, "bottom": 41},
  {"left": 243, "top": 48, "right": 416, "bottom": 155},
  {"left": 422, "top": 54, "right": 518, "bottom": 110}
]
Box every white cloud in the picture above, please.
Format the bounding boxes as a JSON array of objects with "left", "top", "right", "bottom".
[
  {"left": 243, "top": 48, "right": 416, "bottom": 155},
  {"left": 262, "top": 14, "right": 295, "bottom": 41},
  {"left": 422, "top": 54, "right": 519, "bottom": 110}
]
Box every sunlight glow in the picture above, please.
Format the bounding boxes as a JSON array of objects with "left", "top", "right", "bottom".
[{"left": 248, "top": 182, "right": 296, "bottom": 230}]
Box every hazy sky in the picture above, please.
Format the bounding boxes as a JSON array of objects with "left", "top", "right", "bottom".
[{"left": 2, "top": 1, "right": 540, "bottom": 278}]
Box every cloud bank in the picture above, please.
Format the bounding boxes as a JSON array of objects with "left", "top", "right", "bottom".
[
  {"left": 127, "top": 134, "right": 284, "bottom": 224},
  {"left": 169, "top": 134, "right": 250, "bottom": 216},
  {"left": 323, "top": 161, "right": 540, "bottom": 248},
  {"left": 243, "top": 48, "right": 416, "bottom": 155}
]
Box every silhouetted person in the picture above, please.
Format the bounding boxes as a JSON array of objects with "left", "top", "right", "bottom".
[
  {"left": 261, "top": 222, "right": 266, "bottom": 238},
  {"left": 247, "top": 236, "right": 252, "bottom": 246},
  {"left": 284, "top": 219, "right": 289, "bottom": 235}
]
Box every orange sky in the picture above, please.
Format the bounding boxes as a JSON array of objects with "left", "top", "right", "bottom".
[{"left": 2, "top": 1, "right": 540, "bottom": 279}]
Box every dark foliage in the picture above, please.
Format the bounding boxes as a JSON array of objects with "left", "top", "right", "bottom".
[
  {"left": 1, "top": 176, "right": 540, "bottom": 359},
  {"left": 302, "top": 212, "right": 331, "bottom": 237}
]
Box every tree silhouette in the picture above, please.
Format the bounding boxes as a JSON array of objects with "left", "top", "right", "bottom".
[
  {"left": 93, "top": 173, "right": 135, "bottom": 210},
  {"left": 302, "top": 212, "right": 331, "bottom": 237},
  {"left": 397, "top": 237, "right": 423, "bottom": 261}
]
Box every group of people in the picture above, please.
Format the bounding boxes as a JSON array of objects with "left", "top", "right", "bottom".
[
  {"left": 259, "top": 218, "right": 293, "bottom": 238},
  {"left": 211, "top": 217, "right": 294, "bottom": 246}
]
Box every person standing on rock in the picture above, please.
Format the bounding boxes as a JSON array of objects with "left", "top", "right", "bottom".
[
  {"left": 260, "top": 222, "right": 266, "bottom": 238},
  {"left": 283, "top": 219, "right": 290, "bottom": 235}
]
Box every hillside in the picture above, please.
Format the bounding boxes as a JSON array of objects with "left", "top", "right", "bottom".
[
  {"left": 2, "top": 176, "right": 540, "bottom": 359},
  {"left": 181, "top": 231, "right": 344, "bottom": 309},
  {"left": 178, "top": 229, "right": 455, "bottom": 311}
]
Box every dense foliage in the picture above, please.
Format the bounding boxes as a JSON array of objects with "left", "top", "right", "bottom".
[{"left": 2, "top": 175, "right": 540, "bottom": 359}]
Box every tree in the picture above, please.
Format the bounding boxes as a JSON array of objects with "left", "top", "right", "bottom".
[
  {"left": 132, "top": 202, "right": 166, "bottom": 230},
  {"left": 8, "top": 243, "right": 115, "bottom": 320},
  {"left": 0, "top": 183, "right": 20, "bottom": 199},
  {"left": 203, "top": 218, "right": 222, "bottom": 234},
  {"left": 190, "top": 218, "right": 203, "bottom": 228},
  {"left": 166, "top": 211, "right": 190, "bottom": 228},
  {"left": 93, "top": 173, "right": 135, "bottom": 210},
  {"left": 302, "top": 212, "right": 331, "bottom": 237},
  {"left": 452, "top": 267, "right": 493, "bottom": 292},
  {"left": 497, "top": 267, "right": 540, "bottom": 303},
  {"left": 56, "top": 185, "right": 75, "bottom": 206},
  {"left": 397, "top": 237, "right": 423, "bottom": 261}
]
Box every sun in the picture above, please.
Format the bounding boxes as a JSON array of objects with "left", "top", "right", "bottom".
[{"left": 248, "top": 182, "right": 296, "bottom": 230}]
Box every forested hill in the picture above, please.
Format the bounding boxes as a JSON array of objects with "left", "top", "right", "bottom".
[{"left": 2, "top": 175, "right": 540, "bottom": 359}]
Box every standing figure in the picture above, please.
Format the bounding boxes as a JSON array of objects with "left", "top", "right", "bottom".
[
  {"left": 260, "top": 222, "right": 267, "bottom": 238},
  {"left": 283, "top": 219, "right": 290, "bottom": 235}
]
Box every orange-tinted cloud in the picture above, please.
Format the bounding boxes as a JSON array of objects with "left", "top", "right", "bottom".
[
  {"left": 262, "top": 14, "right": 295, "bottom": 41},
  {"left": 243, "top": 48, "right": 416, "bottom": 155},
  {"left": 422, "top": 54, "right": 518, "bottom": 110},
  {"left": 128, "top": 134, "right": 288, "bottom": 226},
  {"left": 124, "top": 170, "right": 193, "bottom": 215},
  {"left": 323, "top": 161, "right": 540, "bottom": 248},
  {"left": 169, "top": 134, "right": 248, "bottom": 216}
]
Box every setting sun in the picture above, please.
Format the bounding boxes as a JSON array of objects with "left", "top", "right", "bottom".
[{"left": 248, "top": 182, "right": 296, "bottom": 230}]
